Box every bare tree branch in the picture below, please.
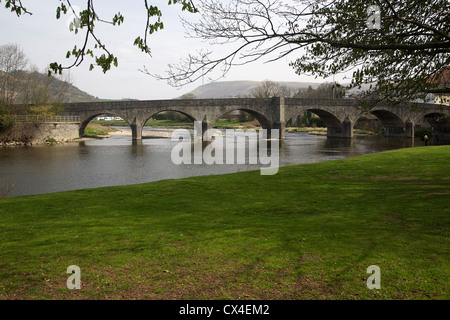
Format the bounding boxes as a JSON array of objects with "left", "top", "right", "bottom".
[{"left": 151, "top": 0, "right": 449, "bottom": 103}]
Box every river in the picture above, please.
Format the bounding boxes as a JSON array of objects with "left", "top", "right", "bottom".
[{"left": 0, "top": 127, "right": 444, "bottom": 197}]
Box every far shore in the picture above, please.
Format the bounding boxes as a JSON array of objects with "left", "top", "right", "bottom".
[
  {"left": 1, "top": 125, "right": 378, "bottom": 146},
  {"left": 109, "top": 127, "right": 175, "bottom": 138}
]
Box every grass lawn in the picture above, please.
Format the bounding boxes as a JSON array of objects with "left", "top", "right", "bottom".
[{"left": 0, "top": 146, "right": 448, "bottom": 300}]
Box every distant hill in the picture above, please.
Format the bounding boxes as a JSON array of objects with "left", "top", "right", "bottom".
[
  {"left": 179, "top": 80, "right": 324, "bottom": 99},
  {"left": 2, "top": 70, "right": 100, "bottom": 104},
  {"left": 26, "top": 71, "right": 100, "bottom": 103},
  {"left": 57, "top": 82, "right": 100, "bottom": 103}
]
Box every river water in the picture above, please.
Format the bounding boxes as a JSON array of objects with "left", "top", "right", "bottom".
[{"left": 0, "top": 127, "right": 443, "bottom": 197}]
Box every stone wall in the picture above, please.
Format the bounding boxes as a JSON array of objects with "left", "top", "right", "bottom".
[
  {"left": 1, "top": 122, "right": 80, "bottom": 146},
  {"left": 32, "top": 122, "right": 80, "bottom": 143}
]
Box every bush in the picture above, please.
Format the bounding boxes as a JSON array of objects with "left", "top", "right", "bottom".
[
  {"left": 0, "top": 115, "right": 14, "bottom": 134},
  {"left": 0, "top": 122, "right": 39, "bottom": 143},
  {"left": 310, "top": 117, "right": 326, "bottom": 128},
  {"left": 46, "top": 137, "right": 57, "bottom": 144},
  {"left": 153, "top": 111, "right": 191, "bottom": 122}
]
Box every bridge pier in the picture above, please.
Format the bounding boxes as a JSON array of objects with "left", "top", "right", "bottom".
[
  {"left": 383, "top": 120, "right": 414, "bottom": 138},
  {"left": 270, "top": 121, "right": 285, "bottom": 140},
  {"left": 270, "top": 97, "right": 286, "bottom": 140},
  {"left": 343, "top": 117, "right": 354, "bottom": 138},
  {"left": 405, "top": 120, "right": 415, "bottom": 138},
  {"left": 79, "top": 127, "right": 86, "bottom": 138},
  {"left": 327, "top": 117, "right": 354, "bottom": 138},
  {"left": 290, "top": 115, "right": 299, "bottom": 127},
  {"left": 202, "top": 120, "right": 213, "bottom": 141},
  {"left": 131, "top": 122, "right": 143, "bottom": 140}
]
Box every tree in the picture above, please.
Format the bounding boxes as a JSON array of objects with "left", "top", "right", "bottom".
[
  {"left": 21, "top": 66, "right": 71, "bottom": 108},
  {"left": 1, "top": 0, "right": 198, "bottom": 75},
  {"left": 4, "top": 1, "right": 448, "bottom": 105},
  {"left": 292, "top": 83, "right": 343, "bottom": 127},
  {"left": 0, "top": 44, "right": 28, "bottom": 112},
  {"left": 294, "top": 83, "right": 345, "bottom": 99},
  {"left": 153, "top": 0, "right": 449, "bottom": 105},
  {"left": 0, "top": 42, "right": 79, "bottom": 122},
  {"left": 180, "top": 93, "right": 197, "bottom": 99},
  {"left": 250, "top": 80, "right": 284, "bottom": 98}
]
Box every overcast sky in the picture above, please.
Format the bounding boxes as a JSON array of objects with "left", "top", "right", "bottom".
[{"left": 0, "top": 0, "right": 343, "bottom": 100}]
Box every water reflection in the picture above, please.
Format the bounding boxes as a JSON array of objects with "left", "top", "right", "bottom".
[{"left": 0, "top": 130, "right": 446, "bottom": 197}]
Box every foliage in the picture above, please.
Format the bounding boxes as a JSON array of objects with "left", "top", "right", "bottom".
[
  {"left": 45, "top": 137, "right": 57, "bottom": 144},
  {"left": 27, "top": 105, "right": 61, "bottom": 116},
  {"left": 0, "top": 44, "right": 28, "bottom": 111},
  {"left": 151, "top": 111, "right": 191, "bottom": 122},
  {"left": 0, "top": 44, "right": 75, "bottom": 110},
  {"left": 0, "top": 114, "right": 13, "bottom": 133},
  {"left": 294, "top": 83, "right": 345, "bottom": 99},
  {"left": 0, "top": 0, "right": 198, "bottom": 75},
  {"left": 250, "top": 80, "right": 285, "bottom": 98},
  {"left": 153, "top": 0, "right": 449, "bottom": 104},
  {"left": 3, "top": 1, "right": 448, "bottom": 104},
  {"left": 180, "top": 93, "right": 197, "bottom": 99},
  {"left": 0, "top": 121, "right": 38, "bottom": 143},
  {"left": 246, "top": 80, "right": 296, "bottom": 98},
  {"left": 298, "top": 112, "right": 325, "bottom": 128},
  {"left": 84, "top": 124, "right": 113, "bottom": 136}
]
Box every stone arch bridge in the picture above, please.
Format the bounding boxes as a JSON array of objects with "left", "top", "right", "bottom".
[{"left": 62, "top": 97, "right": 450, "bottom": 140}]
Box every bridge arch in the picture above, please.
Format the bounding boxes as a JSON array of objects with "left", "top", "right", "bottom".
[
  {"left": 370, "top": 109, "right": 404, "bottom": 127},
  {"left": 143, "top": 109, "right": 198, "bottom": 124},
  {"left": 369, "top": 109, "right": 407, "bottom": 136},
  {"left": 423, "top": 112, "right": 450, "bottom": 134},
  {"left": 285, "top": 107, "right": 353, "bottom": 138},
  {"left": 306, "top": 109, "right": 343, "bottom": 128},
  {"left": 79, "top": 111, "right": 131, "bottom": 138},
  {"left": 211, "top": 108, "right": 272, "bottom": 130},
  {"left": 136, "top": 109, "right": 198, "bottom": 140}
]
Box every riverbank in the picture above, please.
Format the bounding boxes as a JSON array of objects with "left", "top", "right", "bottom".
[
  {"left": 286, "top": 127, "right": 377, "bottom": 136},
  {"left": 108, "top": 127, "right": 175, "bottom": 139},
  {"left": 0, "top": 122, "right": 80, "bottom": 147},
  {"left": 0, "top": 146, "right": 448, "bottom": 300},
  {"left": 0, "top": 121, "right": 377, "bottom": 146},
  {"left": 94, "top": 124, "right": 377, "bottom": 139}
]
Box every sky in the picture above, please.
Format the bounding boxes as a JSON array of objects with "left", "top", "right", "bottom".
[{"left": 0, "top": 0, "right": 344, "bottom": 100}]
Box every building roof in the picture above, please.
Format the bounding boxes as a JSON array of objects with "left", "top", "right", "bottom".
[{"left": 427, "top": 67, "right": 450, "bottom": 87}]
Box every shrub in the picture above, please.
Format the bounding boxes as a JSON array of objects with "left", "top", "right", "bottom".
[
  {"left": 0, "top": 115, "right": 14, "bottom": 134},
  {"left": 46, "top": 137, "right": 57, "bottom": 144}
]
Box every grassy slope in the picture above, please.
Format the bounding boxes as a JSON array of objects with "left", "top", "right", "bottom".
[{"left": 0, "top": 146, "right": 448, "bottom": 300}]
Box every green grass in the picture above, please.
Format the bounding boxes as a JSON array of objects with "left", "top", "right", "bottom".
[
  {"left": 84, "top": 123, "right": 118, "bottom": 136},
  {"left": 84, "top": 127, "right": 110, "bottom": 136},
  {"left": 0, "top": 146, "right": 448, "bottom": 300}
]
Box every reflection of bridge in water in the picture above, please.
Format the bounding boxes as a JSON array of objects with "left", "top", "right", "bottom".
[{"left": 62, "top": 98, "right": 450, "bottom": 140}]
